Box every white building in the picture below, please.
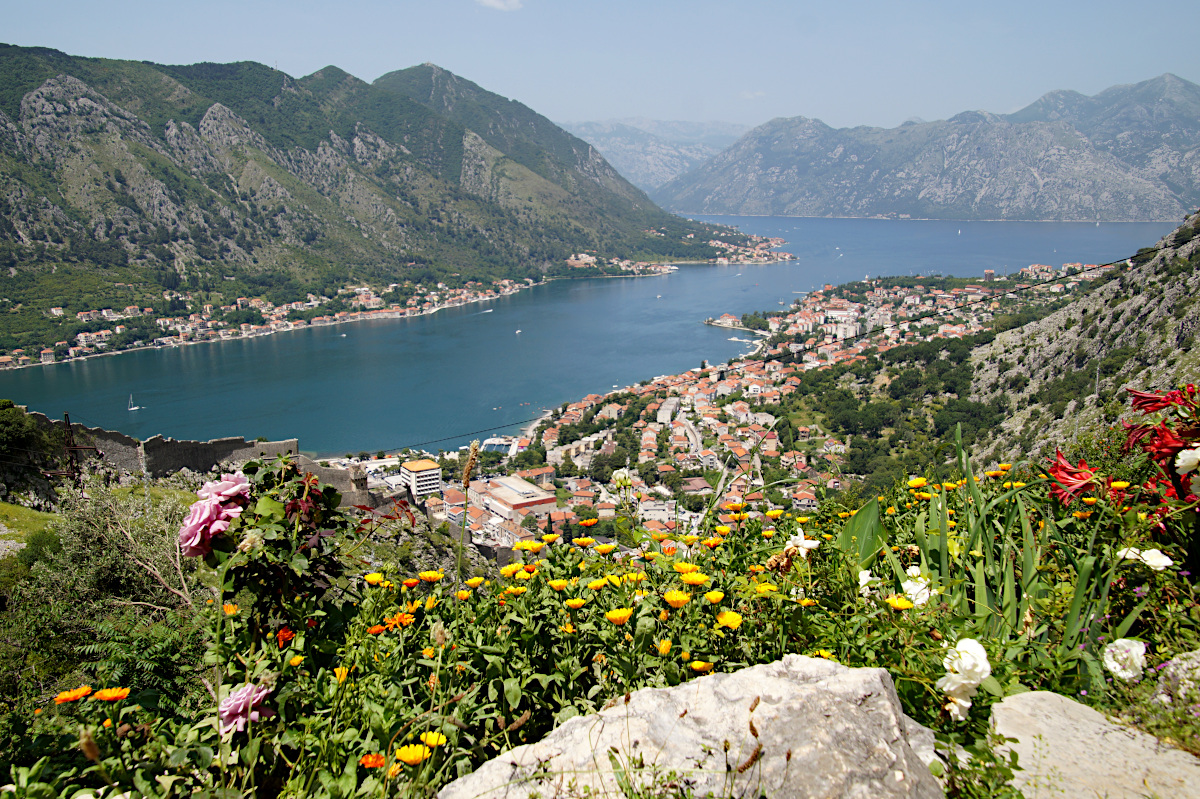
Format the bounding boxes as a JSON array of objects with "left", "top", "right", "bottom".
[{"left": 400, "top": 459, "right": 442, "bottom": 498}]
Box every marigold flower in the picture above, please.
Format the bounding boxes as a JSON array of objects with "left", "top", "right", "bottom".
[
  {"left": 662, "top": 545, "right": 677, "bottom": 555},
  {"left": 514, "top": 570, "right": 534, "bottom": 580},
  {"left": 762, "top": 530, "right": 775, "bottom": 539},
  {"left": 395, "top": 744, "right": 432, "bottom": 765},
  {"left": 222, "top": 603, "right": 239, "bottom": 616},
  {"left": 664, "top": 590, "right": 691, "bottom": 608},
  {"left": 705, "top": 590, "right": 724, "bottom": 604},
  {"left": 595, "top": 543, "right": 617, "bottom": 555},
  {"left": 403, "top": 578, "right": 420, "bottom": 589},
  {"left": 701, "top": 537, "right": 723, "bottom": 549},
  {"left": 716, "top": 610, "right": 742, "bottom": 630},
  {"left": 365, "top": 573, "right": 384, "bottom": 586},
  {"left": 681, "top": 572, "right": 709, "bottom": 586},
  {"left": 425, "top": 596, "right": 438, "bottom": 611},
  {"left": 837, "top": 511, "right": 850, "bottom": 519},
  {"left": 714, "top": 525, "right": 732, "bottom": 536},
  {"left": 885, "top": 506, "right": 897, "bottom": 515},
  {"left": 1072, "top": 510, "right": 1093, "bottom": 519},
  {"left": 387, "top": 763, "right": 402, "bottom": 779},
  {"left": 548, "top": 579, "right": 569, "bottom": 591},
  {"left": 368, "top": 624, "right": 386, "bottom": 634},
  {"left": 466, "top": 576, "right": 485, "bottom": 588},
  {"left": 1082, "top": 497, "right": 1098, "bottom": 506},
  {"left": 500, "top": 563, "right": 522, "bottom": 578},
  {"left": 543, "top": 533, "right": 561, "bottom": 543},
  {"left": 385, "top": 612, "right": 415, "bottom": 629},
  {"left": 814, "top": 649, "right": 834, "bottom": 659},
  {"left": 656, "top": 639, "right": 672, "bottom": 656},
  {"left": 455, "top": 590, "right": 470, "bottom": 601},
  {"left": 289, "top": 655, "right": 304, "bottom": 667},
  {"left": 941, "top": 482, "right": 957, "bottom": 491},
  {"left": 334, "top": 667, "right": 349, "bottom": 684},
  {"left": 422, "top": 647, "right": 435, "bottom": 658},
  {"left": 55, "top": 686, "right": 92, "bottom": 704},
  {"left": 681, "top": 535, "right": 700, "bottom": 545},
  {"left": 420, "top": 731, "right": 447, "bottom": 747},
  {"left": 418, "top": 570, "right": 443, "bottom": 583},
  {"left": 560, "top": 623, "right": 576, "bottom": 634},
  {"left": 579, "top": 518, "right": 599, "bottom": 528},
  {"left": 797, "top": 516, "right": 809, "bottom": 523},
  {"left": 724, "top": 502, "right": 746, "bottom": 511},
  {"left": 574, "top": 537, "right": 596, "bottom": 547},
  {"left": 673, "top": 562, "right": 699, "bottom": 574},
  {"left": 605, "top": 607, "right": 634, "bottom": 625},
  {"left": 504, "top": 585, "right": 528, "bottom": 595},
  {"left": 103, "top": 718, "right": 112, "bottom": 728},
  {"left": 884, "top": 595, "right": 914, "bottom": 610},
  {"left": 765, "top": 509, "right": 784, "bottom": 519},
  {"left": 797, "top": 598, "right": 818, "bottom": 607},
  {"left": 689, "top": 661, "right": 713, "bottom": 673},
  {"left": 277, "top": 627, "right": 295, "bottom": 648},
  {"left": 587, "top": 578, "right": 608, "bottom": 591},
  {"left": 659, "top": 609, "right": 670, "bottom": 622},
  {"left": 565, "top": 598, "right": 586, "bottom": 610},
  {"left": 360, "top": 753, "right": 386, "bottom": 768},
  {"left": 907, "top": 477, "right": 927, "bottom": 489},
  {"left": 1111, "top": 481, "right": 1130, "bottom": 490},
  {"left": 748, "top": 565, "right": 765, "bottom": 573},
  {"left": 755, "top": 583, "right": 778, "bottom": 595},
  {"left": 622, "top": 572, "right": 647, "bottom": 584},
  {"left": 650, "top": 532, "right": 670, "bottom": 542}
]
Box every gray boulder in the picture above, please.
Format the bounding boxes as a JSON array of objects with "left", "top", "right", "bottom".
[
  {"left": 438, "top": 655, "right": 942, "bottom": 799},
  {"left": 991, "top": 690, "right": 1200, "bottom": 798}
]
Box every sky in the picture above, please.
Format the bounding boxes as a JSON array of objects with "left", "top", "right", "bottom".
[{"left": 4, "top": 0, "right": 1199, "bottom": 131}]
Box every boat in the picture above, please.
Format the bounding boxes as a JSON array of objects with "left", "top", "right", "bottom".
[
  {"left": 515, "top": 329, "right": 521, "bottom": 334},
  {"left": 128, "top": 394, "right": 141, "bottom": 411}
]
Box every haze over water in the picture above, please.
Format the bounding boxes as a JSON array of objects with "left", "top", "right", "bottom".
[{"left": 2, "top": 218, "right": 1173, "bottom": 456}]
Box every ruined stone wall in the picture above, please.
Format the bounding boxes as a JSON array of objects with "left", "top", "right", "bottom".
[{"left": 142, "top": 435, "right": 298, "bottom": 478}]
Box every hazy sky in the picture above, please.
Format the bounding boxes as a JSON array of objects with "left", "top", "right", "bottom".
[{"left": 5, "top": 0, "right": 1198, "bottom": 130}]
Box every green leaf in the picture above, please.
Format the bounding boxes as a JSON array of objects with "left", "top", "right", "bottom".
[
  {"left": 254, "top": 495, "right": 286, "bottom": 520},
  {"left": 979, "top": 675, "right": 1003, "bottom": 697},
  {"left": 503, "top": 676, "right": 522, "bottom": 710}
]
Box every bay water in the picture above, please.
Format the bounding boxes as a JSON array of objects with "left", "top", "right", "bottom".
[{"left": 0, "top": 217, "right": 1174, "bottom": 456}]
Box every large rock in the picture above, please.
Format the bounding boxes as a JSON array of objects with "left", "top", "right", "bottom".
[
  {"left": 991, "top": 690, "right": 1200, "bottom": 798},
  {"left": 439, "top": 655, "right": 942, "bottom": 799}
]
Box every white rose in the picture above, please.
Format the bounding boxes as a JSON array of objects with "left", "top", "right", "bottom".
[
  {"left": 858, "top": 569, "right": 877, "bottom": 596},
  {"left": 611, "top": 468, "right": 632, "bottom": 488},
  {"left": 1175, "top": 446, "right": 1200, "bottom": 475},
  {"left": 1116, "top": 547, "right": 1142, "bottom": 562},
  {"left": 901, "top": 574, "right": 933, "bottom": 606},
  {"left": 943, "top": 691, "right": 973, "bottom": 721},
  {"left": 906, "top": 564, "right": 922, "bottom": 578},
  {"left": 943, "top": 638, "right": 992, "bottom": 686},
  {"left": 1139, "top": 549, "right": 1173, "bottom": 571},
  {"left": 1102, "top": 638, "right": 1146, "bottom": 682}
]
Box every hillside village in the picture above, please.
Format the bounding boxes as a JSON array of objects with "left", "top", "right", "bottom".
[{"left": 333, "top": 258, "right": 1118, "bottom": 557}]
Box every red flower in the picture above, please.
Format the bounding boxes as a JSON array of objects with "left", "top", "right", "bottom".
[
  {"left": 359, "top": 753, "right": 385, "bottom": 768},
  {"left": 367, "top": 624, "right": 386, "bottom": 635},
  {"left": 1047, "top": 450, "right": 1098, "bottom": 505},
  {"left": 1127, "top": 388, "right": 1176, "bottom": 414},
  {"left": 306, "top": 618, "right": 318, "bottom": 629},
  {"left": 1143, "top": 423, "right": 1186, "bottom": 465},
  {"left": 277, "top": 627, "right": 295, "bottom": 648},
  {"left": 1122, "top": 421, "right": 1156, "bottom": 453}
]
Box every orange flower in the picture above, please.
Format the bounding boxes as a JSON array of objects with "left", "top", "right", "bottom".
[
  {"left": 605, "top": 607, "right": 634, "bottom": 625},
  {"left": 359, "top": 753, "right": 386, "bottom": 768},
  {"left": 368, "top": 624, "right": 386, "bottom": 634},
  {"left": 664, "top": 590, "right": 691, "bottom": 609},
  {"left": 277, "top": 627, "right": 295, "bottom": 648},
  {"left": 93, "top": 687, "right": 129, "bottom": 702},
  {"left": 689, "top": 661, "right": 713, "bottom": 673},
  {"left": 573, "top": 537, "right": 596, "bottom": 547},
  {"left": 222, "top": 603, "right": 238, "bottom": 616},
  {"left": 403, "top": 578, "right": 420, "bottom": 589},
  {"left": 579, "top": 518, "right": 599, "bottom": 528},
  {"left": 595, "top": 543, "right": 617, "bottom": 555},
  {"left": 54, "top": 685, "right": 92, "bottom": 704},
  {"left": 385, "top": 612, "right": 416, "bottom": 629},
  {"left": 418, "top": 570, "right": 443, "bottom": 583}
]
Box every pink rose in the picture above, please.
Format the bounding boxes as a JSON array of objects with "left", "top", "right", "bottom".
[
  {"left": 198, "top": 472, "right": 251, "bottom": 502},
  {"left": 178, "top": 497, "right": 222, "bottom": 557},
  {"left": 218, "top": 683, "right": 275, "bottom": 735}
]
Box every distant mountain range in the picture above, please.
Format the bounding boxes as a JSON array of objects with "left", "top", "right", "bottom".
[
  {"left": 560, "top": 119, "right": 748, "bottom": 192},
  {"left": 652, "top": 74, "right": 1200, "bottom": 222},
  {"left": 0, "top": 44, "right": 731, "bottom": 341}
]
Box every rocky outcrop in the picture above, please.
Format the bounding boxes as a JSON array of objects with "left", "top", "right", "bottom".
[
  {"left": 990, "top": 691, "right": 1200, "bottom": 798},
  {"left": 655, "top": 74, "right": 1200, "bottom": 221},
  {"left": 438, "top": 655, "right": 942, "bottom": 799}
]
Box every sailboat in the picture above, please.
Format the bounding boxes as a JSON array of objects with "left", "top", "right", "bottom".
[{"left": 128, "top": 394, "right": 141, "bottom": 411}]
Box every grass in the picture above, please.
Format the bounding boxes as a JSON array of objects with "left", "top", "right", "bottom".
[
  {"left": 0, "top": 502, "right": 58, "bottom": 541},
  {"left": 109, "top": 485, "right": 197, "bottom": 506}
]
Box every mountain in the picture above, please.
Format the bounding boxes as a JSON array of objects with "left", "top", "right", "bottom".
[
  {"left": 654, "top": 74, "right": 1200, "bottom": 221},
  {"left": 970, "top": 208, "right": 1200, "bottom": 462},
  {"left": 561, "top": 119, "right": 748, "bottom": 192},
  {"left": 0, "top": 44, "right": 735, "bottom": 349}
]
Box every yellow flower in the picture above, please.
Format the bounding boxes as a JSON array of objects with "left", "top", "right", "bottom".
[
  {"left": 724, "top": 502, "right": 746, "bottom": 511},
  {"left": 907, "top": 477, "right": 927, "bottom": 489},
  {"left": 425, "top": 595, "right": 438, "bottom": 611},
  {"left": 916, "top": 492, "right": 933, "bottom": 501},
  {"left": 466, "top": 577, "right": 485, "bottom": 588},
  {"left": 797, "top": 598, "right": 817, "bottom": 607},
  {"left": 1072, "top": 510, "right": 1092, "bottom": 519},
  {"left": 622, "top": 572, "right": 647, "bottom": 584},
  {"left": 796, "top": 516, "right": 809, "bottom": 524},
  {"left": 514, "top": 570, "right": 534, "bottom": 581},
  {"left": 822, "top": 534, "right": 833, "bottom": 540},
  {"left": 947, "top": 521, "right": 957, "bottom": 529},
  {"left": 701, "top": 537, "right": 723, "bottom": 549},
  {"left": 606, "top": 574, "right": 622, "bottom": 587},
  {"left": 1082, "top": 497, "right": 1098, "bottom": 506},
  {"left": 673, "top": 562, "right": 699, "bottom": 574},
  {"left": 605, "top": 607, "right": 634, "bottom": 626},
  {"left": 680, "top": 572, "right": 709, "bottom": 586},
  {"left": 681, "top": 535, "right": 700, "bottom": 545},
  {"left": 560, "top": 623, "right": 576, "bottom": 634},
  {"left": 656, "top": 639, "right": 672, "bottom": 656},
  {"left": 884, "top": 595, "right": 914, "bottom": 611},
  {"left": 543, "top": 533, "right": 561, "bottom": 543},
  {"left": 650, "top": 532, "right": 670, "bottom": 542},
  {"left": 500, "top": 563, "right": 523, "bottom": 578},
  {"left": 595, "top": 543, "right": 617, "bottom": 555},
  {"left": 762, "top": 530, "right": 775, "bottom": 539},
  {"left": 456, "top": 590, "right": 470, "bottom": 601},
  {"left": 748, "top": 564, "right": 765, "bottom": 574},
  {"left": 395, "top": 744, "right": 432, "bottom": 765},
  {"left": 573, "top": 537, "right": 596, "bottom": 547},
  {"left": 365, "top": 573, "right": 384, "bottom": 586},
  {"left": 289, "top": 655, "right": 304, "bottom": 667},
  {"left": 814, "top": 649, "right": 834, "bottom": 660},
  {"left": 659, "top": 609, "right": 670, "bottom": 621},
  {"left": 504, "top": 585, "right": 528, "bottom": 595},
  {"left": 705, "top": 590, "right": 724, "bottom": 604},
  {"left": 664, "top": 590, "right": 691, "bottom": 608},
  {"left": 587, "top": 578, "right": 608, "bottom": 591},
  {"left": 1013, "top": 481, "right": 1026, "bottom": 488},
  {"left": 548, "top": 579, "right": 569, "bottom": 591},
  {"left": 689, "top": 661, "right": 713, "bottom": 673},
  {"left": 715, "top": 610, "right": 742, "bottom": 630},
  {"left": 755, "top": 583, "right": 778, "bottom": 595},
  {"left": 999, "top": 463, "right": 1012, "bottom": 471},
  {"left": 418, "top": 570, "right": 443, "bottom": 583},
  {"left": 222, "top": 603, "right": 238, "bottom": 616},
  {"left": 1111, "top": 481, "right": 1130, "bottom": 490},
  {"left": 387, "top": 762, "right": 402, "bottom": 779},
  {"left": 941, "top": 482, "right": 956, "bottom": 491},
  {"left": 969, "top": 549, "right": 983, "bottom": 557},
  {"left": 679, "top": 651, "right": 690, "bottom": 661},
  {"left": 565, "top": 598, "right": 586, "bottom": 610},
  {"left": 765, "top": 509, "right": 784, "bottom": 519},
  {"left": 837, "top": 511, "right": 850, "bottom": 519},
  {"left": 419, "top": 731, "right": 447, "bottom": 747},
  {"left": 985, "top": 470, "right": 1003, "bottom": 478},
  {"left": 885, "top": 506, "right": 897, "bottom": 515},
  {"left": 715, "top": 525, "right": 731, "bottom": 536},
  {"left": 422, "top": 647, "right": 435, "bottom": 658},
  {"left": 334, "top": 667, "right": 349, "bottom": 684}
]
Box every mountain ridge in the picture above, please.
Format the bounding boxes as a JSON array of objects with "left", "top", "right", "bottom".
[{"left": 654, "top": 73, "right": 1200, "bottom": 222}]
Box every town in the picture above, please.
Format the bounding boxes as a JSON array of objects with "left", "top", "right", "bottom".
[{"left": 315, "top": 258, "right": 1115, "bottom": 559}]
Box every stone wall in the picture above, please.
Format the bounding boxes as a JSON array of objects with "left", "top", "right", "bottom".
[{"left": 141, "top": 435, "right": 298, "bottom": 478}]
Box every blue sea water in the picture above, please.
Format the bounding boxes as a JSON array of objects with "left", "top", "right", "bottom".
[{"left": 0, "top": 217, "right": 1174, "bottom": 456}]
